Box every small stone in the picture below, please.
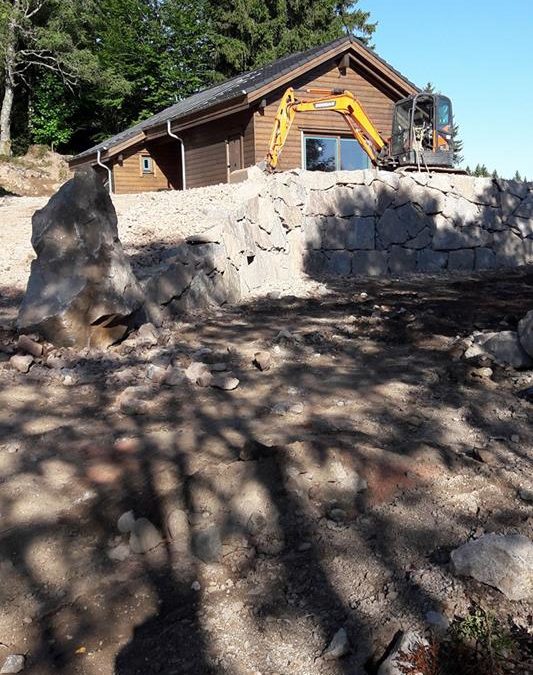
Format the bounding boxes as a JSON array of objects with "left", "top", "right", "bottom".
[
  {"left": 108, "top": 543, "right": 130, "bottom": 562},
  {"left": 9, "top": 354, "right": 33, "bottom": 373},
  {"left": 289, "top": 402, "right": 304, "bottom": 415},
  {"left": 164, "top": 366, "right": 186, "bottom": 386},
  {"left": 184, "top": 361, "right": 211, "bottom": 384},
  {"left": 271, "top": 402, "right": 288, "bottom": 416},
  {"left": 323, "top": 627, "right": 349, "bottom": 660},
  {"left": 192, "top": 525, "right": 222, "bottom": 563},
  {"left": 210, "top": 375, "right": 239, "bottom": 390},
  {"left": 17, "top": 334, "right": 43, "bottom": 357},
  {"left": 510, "top": 434, "right": 520, "bottom": 444},
  {"left": 210, "top": 362, "right": 228, "bottom": 372},
  {"left": 129, "top": 518, "right": 164, "bottom": 554},
  {"left": 253, "top": 351, "right": 272, "bottom": 371},
  {"left": 191, "top": 581, "right": 201, "bottom": 591},
  {"left": 298, "top": 542, "right": 312, "bottom": 551},
  {"left": 137, "top": 322, "right": 159, "bottom": 347},
  {"left": 117, "top": 510, "right": 136, "bottom": 533},
  {"left": 166, "top": 508, "right": 189, "bottom": 541},
  {"left": 518, "top": 488, "right": 533, "bottom": 502},
  {"left": 45, "top": 354, "right": 68, "bottom": 369},
  {"left": 329, "top": 508, "right": 347, "bottom": 522},
  {"left": 472, "top": 447, "right": 498, "bottom": 465},
  {"left": 146, "top": 364, "right": 167, "bottom": 383},
  {"left": 470, "top": 366, "right": 493, "bottom": 379},
  {"left": 0, "top": 655, "right": 25, "bottom": 674},
  {"left": 425, "top": 610, "right": 450, "bottom": 631}
]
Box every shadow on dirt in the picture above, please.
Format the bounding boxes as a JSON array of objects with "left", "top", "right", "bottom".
[{"left": 1, "top": 267, "right": 532, "bottom": 674}]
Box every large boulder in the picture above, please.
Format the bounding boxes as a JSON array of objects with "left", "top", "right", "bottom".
[
  {"left": 518, "top": 310, "right": 533, "bottom": 358},
  {"left": 17, "top": 168, "right": 145, "bottom": 348},
  {"left": 451, "top": 533, "right": 533, "bottom": 601}
]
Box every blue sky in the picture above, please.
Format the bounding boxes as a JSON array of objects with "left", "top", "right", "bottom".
[{"left": 358, "top": 0, "right": 533, "bottom": 178}]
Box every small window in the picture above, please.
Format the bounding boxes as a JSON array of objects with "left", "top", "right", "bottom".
[{"left": 141, "top": 156, "right": 153, "bottom": 174}]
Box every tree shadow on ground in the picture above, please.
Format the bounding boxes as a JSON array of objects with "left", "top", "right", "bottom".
[{"left": 1, "top": 268, "right": 532, "bottom": 674}]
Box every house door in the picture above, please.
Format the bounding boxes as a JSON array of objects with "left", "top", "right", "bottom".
[{"left": 227, "top": 135, "right": 243, "bottom": 176}]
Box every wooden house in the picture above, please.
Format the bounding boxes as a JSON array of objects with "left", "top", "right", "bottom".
[{"left": 68, "top": 37, "right": 418, "bottom": 193}]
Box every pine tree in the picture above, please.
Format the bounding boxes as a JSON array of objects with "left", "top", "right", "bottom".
[
  {"left": 206, "top": 0, "right": 376, "bottom": 80},
  {"left": 514, "top": 170, "right": 522, "bottom": 181},
  {"left": 491, "top": 169, "right": 499, "bottom": 179}
]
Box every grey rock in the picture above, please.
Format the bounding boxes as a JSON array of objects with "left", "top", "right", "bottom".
[
  {"left": 433, "top": 221, "right": 490, "bottom": 251},
  {"left": 9, "top": 354, "right": 33, "bottom": 373},
  {"left": 515, "top": 194, "right": 533, "bottom": 219},
  {"left": 508, "top": 216, "right": 533, "bottom": 238},
  {"left": 416, "top": 249, "right": 448, "bottom": 272},
  {"left": 323, "top": 627, "right": 349, "bottom": 660},
  {"left": 475, "top": 247, "right": 496, "bottom": 270},
  {"left": 388, "top": 246, "right": 416, "bottom": 275},
  {"left": 481, "top": 330, "right": 533, "bottom": 368},
  {"left": 185, "top": 361, "right": 211, "bottom": 384},
  {"left": 0, "top": 655, "right": 25, "bottom": 674},
  {"left": 518, "top": 310, "right": 533, "bottom": 358},
  {"left": 324, "top": 251, "right": 352, "bottom": 276},
  {"left": 144, "top": 261, "right": 194, "bottom": 306},
  {"left": 345, "top": 217, "right": 375, "bottom": 250},
  {"left": 404, "top": 227, "right": 432, "bottom": 250},
  {"left": 210, "top": 374, "right": 239, "bottom": 390},
  {"left": 166, "top": 508, "right": 189, "bottom": 546},
  {"left": 448, "top": 249, "right": 474, "bottom": 272},
  {"left": 17, "top": 334, "right": 43, "bottom": 357},
  {"left": 493, "top": 230, "right": 527, "bottom": 267},
  {"left": 442, "top": 194, "right": 480, "bottom": 226},
  {"left": 137, "top": 322, "right": 159, "bottom": 347},
  {"left": 129, "top": 517, "right": 164, "bottom": 554},
  {"left": 192, "top": 525, "right": 222, "bottom": 563},
  {"left": 17, "top": 168, "right": 144, "bottom": 348},
  {"left": 500, "top": 192, "right": 522, "bottom": 219},
  {"left": 117, "top": 510, "right": 136, "bottom": 533},
  {"left": 518, "top": 488, "right": 533, "bottom": 503},
  {"left": 352, "top": 250, "right": 388, "bottom": 276},
  {"left": 253, "top": 351, "right": 272, "bottom": 371},
  {"left": 378, "top": 631, "right": 428, "bottom": 675},
  {"left": 108, "top": 543, "right": 130, "bottom": 562},
  {"left": 451, "top": 533, "right": 533, "bottom": 601}
]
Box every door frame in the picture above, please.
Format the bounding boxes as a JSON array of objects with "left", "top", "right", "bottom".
[{"left": 226, "top": 132, "right": 245, "bottom": 182}]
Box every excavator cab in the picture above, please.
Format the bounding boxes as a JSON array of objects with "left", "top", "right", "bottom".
[{"left": 390, "top": 93, "right": 454, "bottom": 169}]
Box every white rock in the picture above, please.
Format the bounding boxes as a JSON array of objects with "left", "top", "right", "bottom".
[
  {"left": 0, "top": 655, "right": 25, "bottom": 674},
  {"left": 451, "top": 533, "right": 533, "bottom": 601}
]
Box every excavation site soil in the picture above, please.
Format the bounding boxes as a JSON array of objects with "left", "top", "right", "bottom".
[{"left": 0, "top": 186, "right": 532, "bottom": 674}]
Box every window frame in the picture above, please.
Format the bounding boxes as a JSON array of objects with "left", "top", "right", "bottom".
[
  {"left": 140, "top": 155, "right": 154, "bottom": 176},
  {"left": 301, "top": 132, "right": 370, "bottom": 172}
]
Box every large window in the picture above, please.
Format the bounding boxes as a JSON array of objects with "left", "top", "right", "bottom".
[{"left": 304, "top": 135, "right": 369, "bottom": 172}]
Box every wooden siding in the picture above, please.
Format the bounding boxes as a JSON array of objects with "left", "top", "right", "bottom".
[
  {"left": 112, "top": 138, "right": 181, "bottom": 194},
  {"left": 253, "top": 59, "right": 399, "bottom": 170},
  {"left": 181, "top": 111, "right": 254, "bottom": 189}
]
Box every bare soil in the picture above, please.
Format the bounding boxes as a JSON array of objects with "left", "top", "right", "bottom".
[
  {"left": 0, "top": 269, "right": 532, "bottom": 674},
  {"left": 0, "top": 147, "right": 69, "bottom": 198}
]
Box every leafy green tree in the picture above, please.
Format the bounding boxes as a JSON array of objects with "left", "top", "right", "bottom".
[
  {"left": 0, "top": 0, "right": 115, "bottom": 155},
  {"left": 84, "top": 0, "right": 212, "bottom": 140},
  {"left": 28, "top": 72, "right": 75, "bottom": 148},
  {"left": 207, "top": 0, "right": 376, "bottom": 80}
]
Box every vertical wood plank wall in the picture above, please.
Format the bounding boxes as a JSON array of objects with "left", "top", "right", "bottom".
[{"left": 253, "top": 60, "right": 399, "bottom": 171}]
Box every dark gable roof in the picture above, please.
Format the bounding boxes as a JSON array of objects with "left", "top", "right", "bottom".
[{"left": 72, "top": 36, "right": 418, "bottom": 163}]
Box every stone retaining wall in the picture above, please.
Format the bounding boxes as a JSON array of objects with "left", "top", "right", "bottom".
[{"left": 144, "top": 168, "right": 533, "bottom": 312}]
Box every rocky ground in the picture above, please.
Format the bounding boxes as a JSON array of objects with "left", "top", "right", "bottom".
[
  {"left": 0, "top": 268, "right": 532, "bottom": 674},
  {"left": 0, "top": 147, "right": 69, "bottom": 198}
]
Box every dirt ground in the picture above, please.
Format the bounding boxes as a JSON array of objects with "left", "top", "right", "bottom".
[{"left": 0, "top": 267, "right": 532, "bottom": 674}]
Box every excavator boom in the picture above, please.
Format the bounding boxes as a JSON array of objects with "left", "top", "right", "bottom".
[{"left": 266, "top": 87, "right": 387, "bottom": 171}]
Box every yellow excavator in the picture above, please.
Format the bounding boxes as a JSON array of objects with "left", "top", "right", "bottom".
[{"left": 266, "top": 87, "right": 456, "bottom": 173}]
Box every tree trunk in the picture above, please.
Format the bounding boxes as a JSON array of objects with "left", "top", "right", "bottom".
[
  {"left": 0, "top": 82, "right": 14, "bottom": 156},
  {"left": 0, "top": 9, "right": 18, "bottom": 157}
]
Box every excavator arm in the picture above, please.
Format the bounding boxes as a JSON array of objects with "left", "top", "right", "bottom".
[{"left": 266, "top": 87, "right": 387, "bottom": 171}]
